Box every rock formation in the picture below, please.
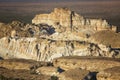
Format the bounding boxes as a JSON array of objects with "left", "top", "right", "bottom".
[
  {"left": 0, "top": 67, "right": 51, "bottom": 80},
  {"left": 53, "top": 56, "right": 120, "bottom": 71},
  {"left": 0, "top": 59, "right": 51, "bottom": 70},
  {"left": 36, "top": 67, "right": 58, "bottom": 76},
  {"left": 0, "top": 59, "right": 51, "bottom": 80},
  {"left": 0, "top": 7, "right": 120, "bottom": 80},
  {"left": 59, "top": 68, "right": 92, "bottom": 80},
  {"left": 0, "top": 37, "right": 119, "bottom": 61},
  {"left": 32, "top": 8, "right": 117, "bottom": 34},
  {"left": 0, "top": 8, "right": 119, "bottom": 62},
  {"left": 0, "top": 57, "right": 120, "bottom": 80},
  {"left": 97, "top": 66, "right": 120, "bottom": 80},
  {"left": 89, "top": 30, "right": 120, "bottom": 48}
]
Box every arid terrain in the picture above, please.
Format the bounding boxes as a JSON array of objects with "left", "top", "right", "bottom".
[{"left": 0, "top": 0, "right": 120, "bottom": 80}]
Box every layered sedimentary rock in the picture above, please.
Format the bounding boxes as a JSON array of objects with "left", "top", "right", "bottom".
[
  {"left": 0, "top": 7, "right": 120, "bottom": 80},
  {"left": 32, "top": 8, "right": 117, "bottom": 33},
  {"left": 0, "top": 37, "right": 119, "bottom": 61},
  {"left": 0, "top": 67, "right": 50, "bottom": 80},
  {"left": 0, "top": 59, "right": 52, "bottom": 80},
  {"left": 0, "top": 60, "right": 34, "bottom": 70},
  {"left": 53, "top": 56, "right": 120, "bottom": 71},
  {"left": 0, "top": 59, "right": 48, "bottom": 70},
  {"left": 0, "top": 8, "right": 119, "bottom": 62},
  {"left": 32, "top": 8, "right": 84, "bottom": 28}
]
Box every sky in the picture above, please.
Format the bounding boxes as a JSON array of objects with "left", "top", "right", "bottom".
[
  {"left": 0, "top": 0, "right": 120, "bottom": 2},
  {"left": 0, "top": 0, "right": 120, "bottom": 28}
]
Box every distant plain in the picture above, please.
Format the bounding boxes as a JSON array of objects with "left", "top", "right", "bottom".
[{"left": 0, "top": 1, "right": 120, "bottom": 30}]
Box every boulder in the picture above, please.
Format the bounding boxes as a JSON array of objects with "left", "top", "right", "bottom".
[
  {"left": 59, "top": 68, "right": 93, "bottom": 80},
  {"left": 36, "top": 67, "right": 58, "bottom": 76},
  {"left": 97, "top": 66, "right": 120, "bottom": 80}
]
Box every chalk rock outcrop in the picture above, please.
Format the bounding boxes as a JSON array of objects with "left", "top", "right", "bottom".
[
  {"left": 0, "top": 37, "right": 119, "bottom": 61},
  {"left": 0, "top": 8, "right": 119, "bottom": 62},
  {"left": 32, "top": 8, "right": 117, "bottom": 34},
  {"left": 32, "top": 8, "right": 84, "bottom": 28}
]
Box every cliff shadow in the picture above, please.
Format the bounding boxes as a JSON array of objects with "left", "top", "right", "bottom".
[{"left": 39, "top": 24, "right": 55, "bottom": 35}]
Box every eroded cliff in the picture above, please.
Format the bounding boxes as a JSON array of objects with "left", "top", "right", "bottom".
[
  {"left": 32, "top": 8, "right": 117, "bottom": 33},
  {"left": 0, "top": 8, "right": 119, "bottom": 61},
  {"left": 0, "top": 37, "right": 119, "bottom": 61}
]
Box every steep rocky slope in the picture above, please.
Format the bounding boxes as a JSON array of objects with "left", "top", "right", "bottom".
[
  {"left": 0, "top": 8, "right": 120, "bottom": 61},
  {"left": 0, "top": 37, "right": 120, "bottom": 61},
  {"left": 32, "top": 8, "right": 116, "bottom": 33}
]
